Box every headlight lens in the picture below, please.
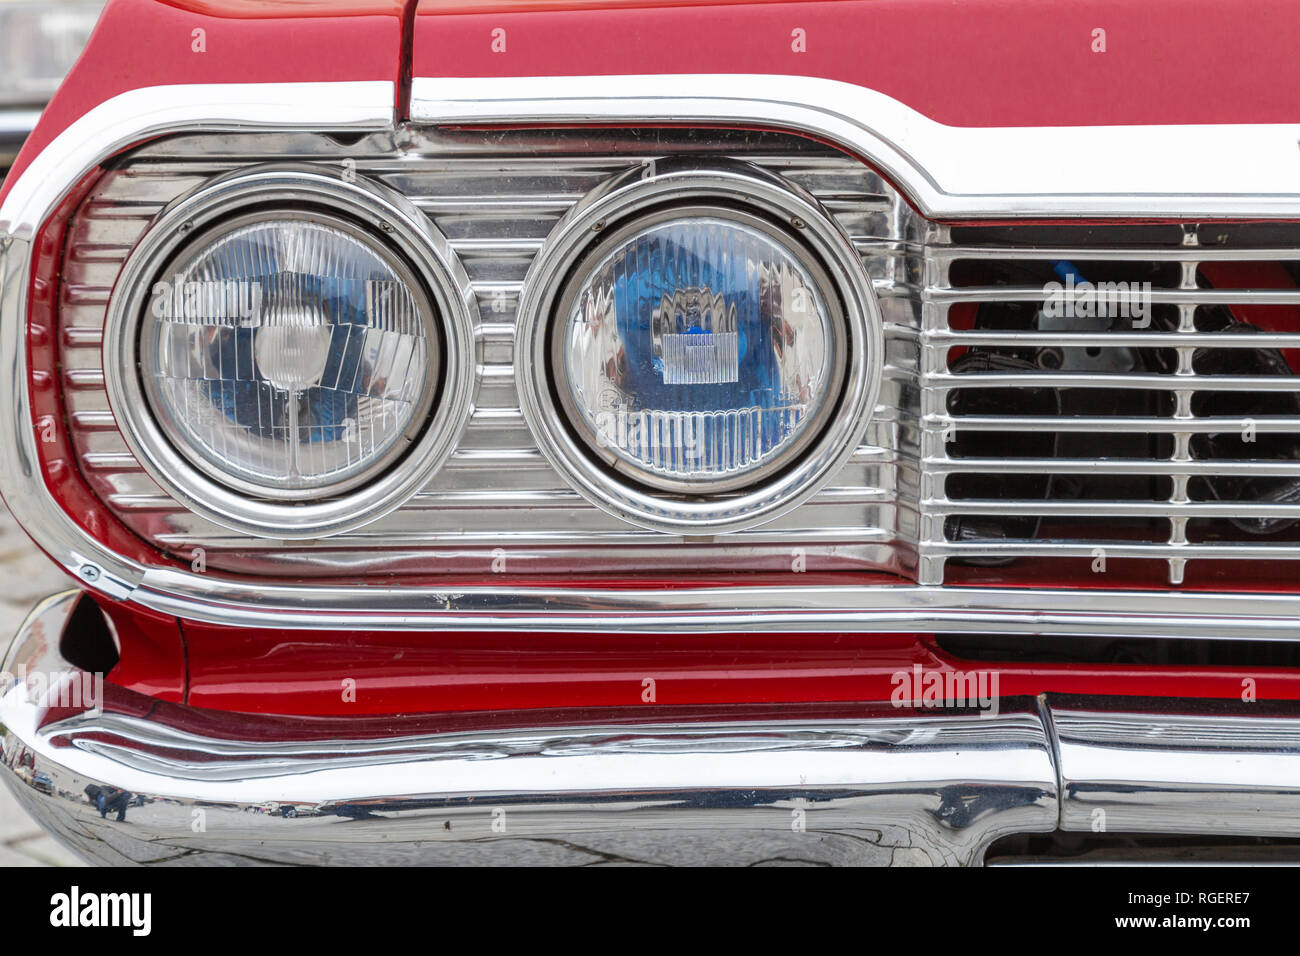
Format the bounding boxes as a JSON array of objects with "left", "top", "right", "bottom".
[
  {"left": 554, "top": 210, "right": 844, "bottom": 492},
  {"left": 142, "top": 212, "right": 439, "bottom": 498}
]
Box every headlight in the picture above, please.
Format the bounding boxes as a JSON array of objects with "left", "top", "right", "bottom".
[
  {"left": 104, "top": 166, "right": 476, "bottom": 539},
  {"left": 143, "top": 211, "right": 438, "bottom": 498},
  {"left": 516, "top": 162, "right": 882, "bottom": 534},
  {"left": 554, "top": 208, "right": 845, "bottom": 493}
]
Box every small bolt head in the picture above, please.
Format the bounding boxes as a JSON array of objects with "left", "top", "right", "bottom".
[{"left": 80, "top": 565, "right": 100, "bottom": 582}]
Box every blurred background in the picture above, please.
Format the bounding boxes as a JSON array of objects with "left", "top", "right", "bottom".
[
  {"left": 1, "top": 0, "right": 108, "bottom": 866},
  {"left": 0, "top": 0, "right": 105, "bottom": 183}
]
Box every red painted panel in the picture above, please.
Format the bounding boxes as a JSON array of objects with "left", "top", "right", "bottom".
[
  {"left": 97, "top": 596, "right": 187, "bottom": 703},
  {"left": 181, "top": 622, "right": 1300, "bottom": 716},
  {"left": 0, "top": 0, "right": 404, "bottom": 206},
  {"left": 414, "top": 0, "right": 1300, "bottom": 128}
]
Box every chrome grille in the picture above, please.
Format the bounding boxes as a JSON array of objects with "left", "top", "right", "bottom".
[
  {"left": 62, "top": 129, "right": 920, "bottom": 579},
  {"left": 924, "top": 224, "right": 1300, "bottom": 586}
]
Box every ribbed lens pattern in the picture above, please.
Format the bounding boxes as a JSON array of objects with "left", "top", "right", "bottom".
[
  {"left": 560, "top": 216, "right": 835, "bottom": 486},
  {"left": 145, "top": 216, "right": 433, "bottom": 494}
]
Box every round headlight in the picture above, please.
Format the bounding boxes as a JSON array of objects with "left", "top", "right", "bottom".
[
  {"left": 553, "top": 209, "right": 844, "bottom": 493},
  {"left": 104, "top": 165, "right": 477, "bottom": 539},
  {"left": 143, "top": 211, "right": 439, "bottom": 498},
  {"left": 516, "top": 162, "right": 882, "bottom": 535}
]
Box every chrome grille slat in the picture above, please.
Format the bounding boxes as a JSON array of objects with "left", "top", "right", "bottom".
[
  {"left": 934, "top": 542, "right": 1300, "bottom": 560},
  {"left": 930, "top": 287, "right": 1300, "bottom": 305},
  {"left": 930, "top": 331, "right": 1300, "bottom": 348},
  {"left": 936, "top": 246, "right": 1300, "bottom": 262},
  {"left": 935, "top": 415, "right": 1300, "bottom": 434},
  {"left": 931, "top": 372, "right": 1300, "bottom": 391},
  {"left": 930, "top": 458, "right": 1300, "bottom": 476},
  {"left": 932, "top": 500, "right": 1300, "bottom": 518}
]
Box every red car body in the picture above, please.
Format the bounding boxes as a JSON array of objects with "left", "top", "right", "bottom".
[{"left": 3, "top": 0, "right": 1300, "bottom": 866}]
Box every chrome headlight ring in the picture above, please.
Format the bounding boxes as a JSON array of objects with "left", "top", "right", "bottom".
[
  {"left": 103, "top": 164, "right": 479, "bottom": 540},
  {"left": 515, "top": 160, "right": 884, "bottom": 535}
]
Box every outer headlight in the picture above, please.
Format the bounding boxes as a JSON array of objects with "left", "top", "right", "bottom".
[
  {"left": 517, "top": 162, "right": 882, "bottom": 535},
  {"left": 143, "top": 211, "right": 439, "bottom": 498},
  {"left": 104, "top": 165, "right": 476, "bottom": 539}
]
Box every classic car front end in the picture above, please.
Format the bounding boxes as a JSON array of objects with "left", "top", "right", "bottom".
[{"left": 3, "top": 0, "right": 1300, "bottom": 867}]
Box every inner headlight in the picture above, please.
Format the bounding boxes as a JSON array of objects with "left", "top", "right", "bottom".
[
  {"left": 515, "top": 161, "right": 882, "bottom": 536},
  {"left": 142, "top": 211, "right": 440, "bottom": 498},
  {"left": 553, "top": 209, "right": 845, "bottom": 493}
]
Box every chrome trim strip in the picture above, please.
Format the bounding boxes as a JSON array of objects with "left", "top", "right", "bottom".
[
  {"left": 70, "top": 573, "right": 1300, "bottom": 638},
  {"left": 1056, "top": 707, "right": 1300, "bottom": 838},
  {"left": 0, "top": 592, "right": 1057, "bottom": 866},
  {"left": 411, "top": 74, "right": 1300, "bottom": 220},
  {"left": 0, "top": 82, "right": 395, "bottom": 239}
]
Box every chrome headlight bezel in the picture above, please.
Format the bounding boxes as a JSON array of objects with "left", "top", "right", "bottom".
[
  {"left": 515, "top": 161, "right": 883, "bottom": 535},
  {"left": 103, "top": 164, "right": 478, "bottom": 540}
]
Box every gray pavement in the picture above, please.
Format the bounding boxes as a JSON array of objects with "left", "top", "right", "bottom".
[{"left": 0, "top": 500, "right": 87, "bottom": 866}]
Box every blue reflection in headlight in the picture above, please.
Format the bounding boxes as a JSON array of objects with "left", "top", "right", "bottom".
[
  {"left": 562, "top": 216, "right": 831, "bottom": 481},
  {"left": 148, "top": 214, "right": 433, "bottom": 491},
  {"left": 201, "top": 272, "right": 371, "bottom": 445}
]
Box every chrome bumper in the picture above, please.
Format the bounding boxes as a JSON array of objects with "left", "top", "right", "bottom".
[{"left": 3, "top": 592, "right": 1299, "bottom": 866}]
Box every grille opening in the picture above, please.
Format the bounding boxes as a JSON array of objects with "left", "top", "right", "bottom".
[
  {"left": 937, "top": 243, "right": 1300, "bottom": 584},
  {"left": 948, "top": 475, "right": 1173, "bottom": 501},
  {"left": 1197, "top": 223, "right": 1300, "bottom": 248},
  {"left": 948, "top": 223, "right": 1188, "bottom": 247},
  {"left": 1187, "top": 516, "right": 1300, "bottom": 543},
  {"left": 946, "top": 347, "right": 1183, "bottom": 376},
  {"left": 947, "top": 257, "right": 1184, "bottom": 290},
  {"left": 985, "top": 832, "right": 1300, "bottom": 865},
  {"left": 946, "top": 515, "right": 1174, "bottom": 546},
  {"left": 946, "top": 432, "right": 1175, "bottom": 462},
  {"left": 1192, "top": 306, "right": 1300, "bottom": 380},
  {"left": 1195, "top": 298, "right": 1300, "bottom": 332},
  {"left": 938, "top": 632, "right": 1300, "bottom": 666},
  {"left": 945, "top": 387, "right": 1176, "bottom": 417},
  {"left": 1196, "top": 260, "right": 1300, "bottom": 289},
  {"left": 944, "top": 557, "right": 1176, "bottom": 587}
]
